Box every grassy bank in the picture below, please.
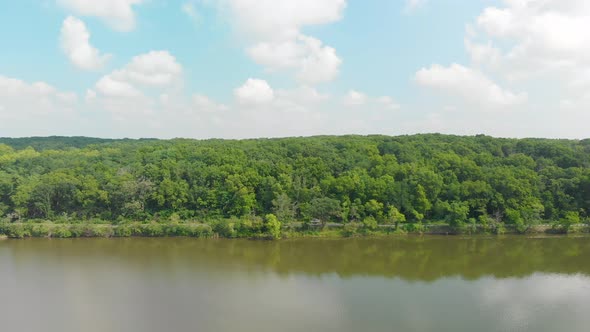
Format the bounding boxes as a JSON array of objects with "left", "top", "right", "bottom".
[{"left": 1, "top": 220, "right": 588, "bottom": 239}]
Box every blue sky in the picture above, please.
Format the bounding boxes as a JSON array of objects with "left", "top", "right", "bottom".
[{"left": 0, "top": 0, "right": 588, "bottom": 139}]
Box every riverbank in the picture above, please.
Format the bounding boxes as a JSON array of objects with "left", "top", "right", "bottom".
[{"left": 1, "top": 221, "right": 588, "bottom": 239}]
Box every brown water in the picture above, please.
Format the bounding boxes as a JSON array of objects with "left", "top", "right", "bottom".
[{"left": 1, "top": 236, "right": 590, "bottom": 332}]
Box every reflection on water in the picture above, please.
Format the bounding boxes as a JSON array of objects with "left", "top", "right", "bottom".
[{"left": 1, "top": 237, "right": 589, "bottom": 332}]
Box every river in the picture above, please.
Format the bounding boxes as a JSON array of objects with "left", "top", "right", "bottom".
[{"left": 1, "top": 236, "right": 589, "bottom": 332}]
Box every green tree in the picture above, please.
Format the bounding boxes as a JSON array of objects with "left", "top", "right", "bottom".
[
  {"left": 386, "top": 206, "right": 406, "bottom": 229},
  {"left": 272, "top": 193, "right": 295, "bottom": 222},
  {"left": 362, "top": 216, "right": 378, "bottom": 231},
  {"left": 264, "top": 214, "right": 282, "bottom": 239},
  {"left": 447, "top": 201, "right": 469, "bottom": 228},
  {"left": 304, "top": 197, "right": 342, "bottom": 225},
  {"left": 560, "top": 211, "right": 580, "bottom": 233}
]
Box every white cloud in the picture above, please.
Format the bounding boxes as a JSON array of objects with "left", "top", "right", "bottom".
[
  {"left": 60, "top": 16, "right": 111, "bottom": 70},
  {"left": 415, "top": 63, "right": 527, "bottom": 107},
  {"left": 86, "top": 76, "right": 404, "bottom": 139},
  {"left": 275, "top": 86, "right": 329, "bottom": 104},
  {"left": 95, "top": 75, "right": 141, "bottom": 98},
  {"left": 116, "top": 51, "right": 182, "bottom": 86},
  {"left": 297, "top": 36, "right": 341, "bottom": 84},
  {"left": 94, "top": 51, "right": 182, "bottom": 98},
  {"left": 248, "top": 35, "right": 341, "bottom": 84},
  {"left": 86, "top": 51, "right": 184, "bottom": 134},
  {"left": 57, "top": 0, "right": 144, "bottom": 31},
  {"left": 0, "top": 75, "right": 83, "bottom": 136},
  {"left": 234, "top": 78, "right": 274, "bottom": 104},
  {"left": 224, "top": 0, "right": 346, "bottom": 41},
  {"left": 211, "top": 0, "right": 345, "bottom": 84},
  {"left": 404, "top": 0, "right": 427, "bottom": 13},
  {"left": 467, "top": 0, "right": 590, "bottom": 90},
  {"left": 85, "top": 89, "right": 97, "bottom": 102},
  {"left": 377, "top": 96, "right": 400, "bottom": 110},
  {"left": 344, "top": 90, "right": 400, "bottom": 110},
  {"left": 192, "top": 94, "right": 228, "bottom": 113},
  {"left": 344, "top": 90, "right": 368, "bottom": 106},
  {"left": 408, "top": 0, "right": 590, "bottom": 137}
]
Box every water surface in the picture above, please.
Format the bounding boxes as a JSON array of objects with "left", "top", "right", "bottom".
[{"left": 1, "top": 236, "right": 590, "bottom": 332}]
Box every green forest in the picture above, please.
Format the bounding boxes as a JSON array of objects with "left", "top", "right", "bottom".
[{"left": 1, "top": 134, "right": 589, "bottom": 238}]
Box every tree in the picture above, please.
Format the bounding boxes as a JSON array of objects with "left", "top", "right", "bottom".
[
  {"left": 362, "top": 216, "right": 378, "bottom": 231},
  {"left": 560, "top": 211, "right": 580, "bottom": 233},
  {"left": 447, "top": 201, "right": 469, "bottom": 228},
  {"left": 272, "top": 193, "right": 295, "bottom": 222},
  {"left": 364, "top": 199, "right": 384, "bottom": 221},
  {"left": 505, "top": 209, "right": 525, "bottom": 233},
  {"left": 265, "top": 214, "right": 282, "bottom": 239},
  {"left": 0, "top": 134, "right": 588, "bottom": 233},
  {"left": 386, "top": 206, "right": 406, "bottom": 229},
  {"left": 413, "top": 184, "right": 432, "bottom": 217},
  {"left": 304, "top": 197, "right": 342, "bottom": 225}
]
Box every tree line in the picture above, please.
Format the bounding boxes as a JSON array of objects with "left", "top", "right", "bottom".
[{"left": 0, "top": 134, "right": 589, "bottom": 234}]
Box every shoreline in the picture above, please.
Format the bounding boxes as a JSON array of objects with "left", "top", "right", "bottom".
[{"left": 1, "top": 222, "right": 588, "bottom": 239}]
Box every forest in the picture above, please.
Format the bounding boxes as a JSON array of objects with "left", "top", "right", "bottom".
[{"left": 0, "top": 134, "right": 589, "bottom": 238}]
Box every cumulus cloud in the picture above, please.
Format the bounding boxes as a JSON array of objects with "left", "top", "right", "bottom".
[
  {"left": 275, "top": 86, "right": 329, "bottom": 104},
  {"left": 57, "top": 0, "right": 144, "bottom": 31},
  {"left": 60, "top": 16, "right": 111, "bottom": 70},
  {"left": 377, "top": 96, "right": 401, "bottom": 110},
  {"left": 224, "top": 0, "right": 346, "bottom": 40},
  {"left": 94, "top": 51, "right": 182, "bottom": 98},
  {"left": 248, "top": 35, "right": 341, "bottom": 84},
  {"left": 83, "top": 50, "right": 184, "bottom": 135},
  {"left": 1, "top": 66, "right": 407, "bottom": 138},
  {"left": 211, "top": 0, "right": 345, "bottom": 84},
  {"left": 234, "top": 78, "right": 274, "bottom": 104},
  {"left": 415, "top": 63, "right": 527, "bottom": 107},
  {"left": 191, "top": 94, "right": 228, "bottom": 113},
  {"left": 0, "top": 75, "right": 83, "bottom": 136},
  {"left": 344, "top": 90, "right": 368, "bottom": 106},
  {"left": 408, "top": 0, "right": 590, "bottom": 137},
  {"left": 404, "top": 0, "right": 427, "bottom": 13},
  {"left": 461, "top": 0, "right": 590, "bottom": 109},
  {"left": 95, "top": 75, "right": 141, "bottom": 98},
  {"left": 343, "top": 90, "right": 400, "bottom": 110}
]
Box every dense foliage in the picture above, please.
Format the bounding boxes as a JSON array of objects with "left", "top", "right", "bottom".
[{"left": 0, "top": 134, "right": 589, "bottom": 234}]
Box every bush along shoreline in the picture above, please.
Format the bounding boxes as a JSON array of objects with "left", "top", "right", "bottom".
[{"left": 1, "top": 214, "right": 588, "bottom": 239}]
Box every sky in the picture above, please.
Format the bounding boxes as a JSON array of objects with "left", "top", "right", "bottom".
[{"left": 0, "top": 0, "right": 589, "bottom": 139}]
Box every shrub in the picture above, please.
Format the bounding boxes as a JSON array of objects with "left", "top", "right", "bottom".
[
  {"left": 460, "top": 218, "right": 478, "bottom": 234},
  {"left": 342, "top": 222, "right": 361, "bottom": 237},
  {"left": 51, "top": 224, "right": 72, "bottom": 238},
  {"left": 212, "top": 220, "right": 237, "bottom": 238},
  {"left": 403, "top": 222, "right": 425, "bottom": 234},
  {"left": 31, "top": 224, "right": 52, "bottom": 237},
  {"left": 68, "top": 224, "right": 86, "bottom": 237},
  {"left": 164, "top": 223, "right": 187, "bottom": 236},
  {"left": 92, "top": 225, "right": 114, "bottom": 238},
  {"left": 188, "top": 224, "right": 213, "bottom": 237},
  {"left": 142, "top": 223, "right": 165, "bottom": 237},
  {"left": 3, "top": 223, "right": 31, "bottom": 238},
  {"left": 128, "top": 223, "right": 145, "bottom": 236},
  {"left": 114, "top": 224, "right": 133, "bottom": 237}
]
